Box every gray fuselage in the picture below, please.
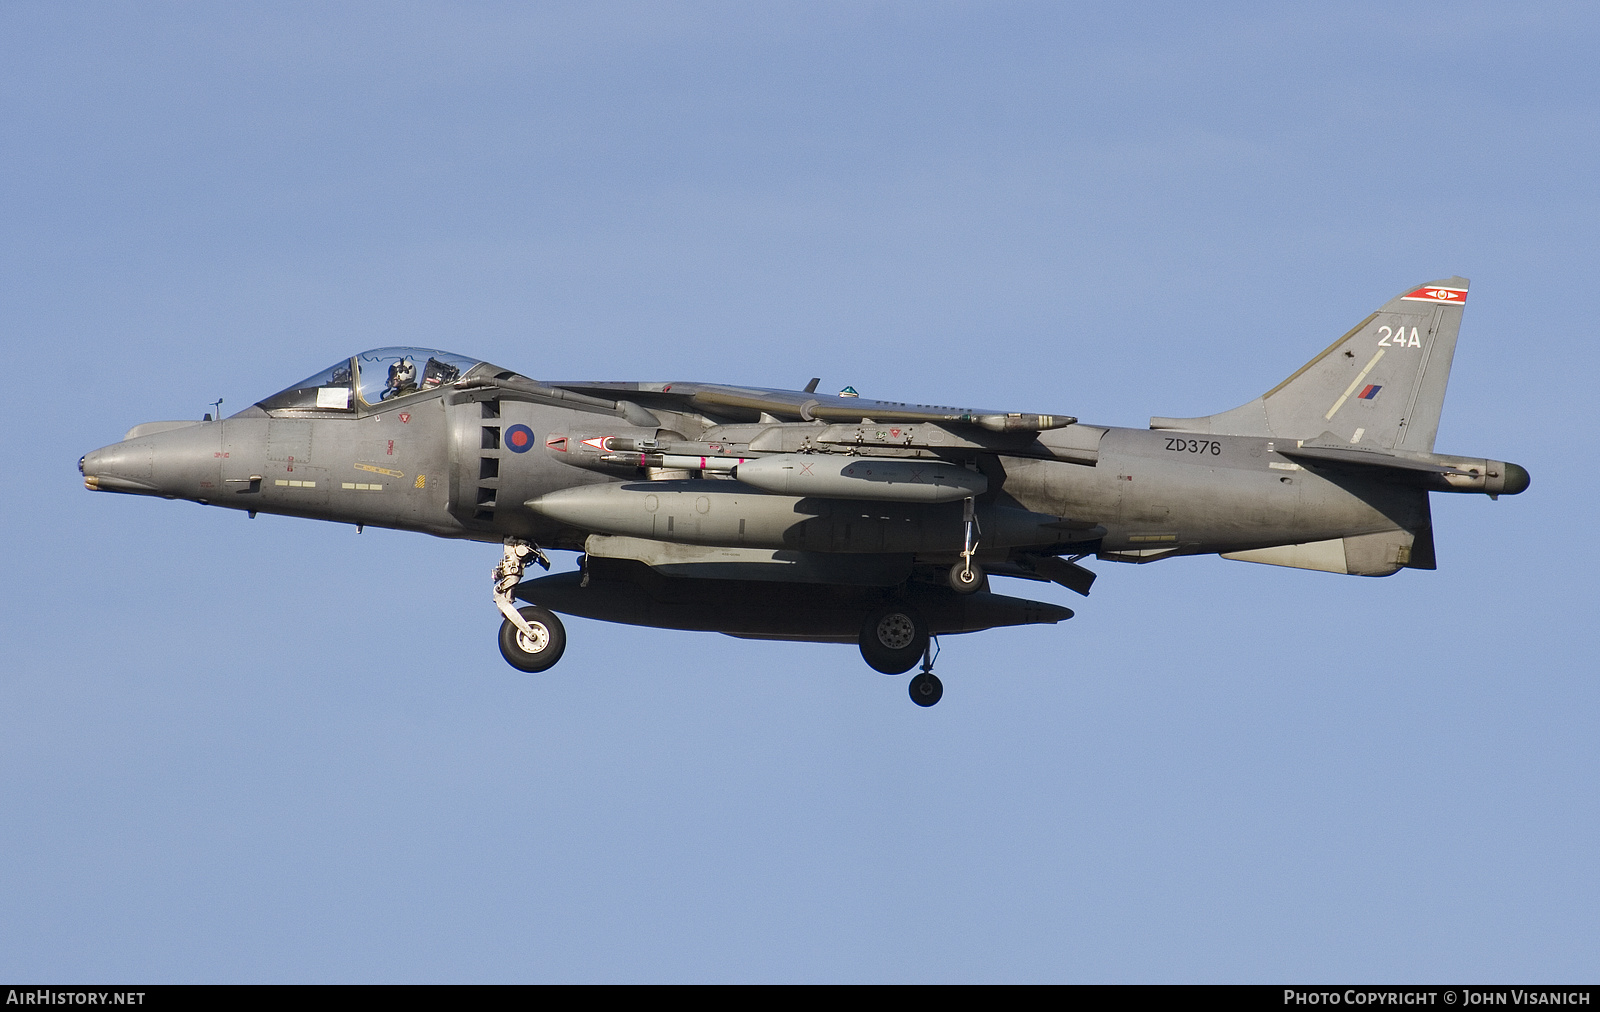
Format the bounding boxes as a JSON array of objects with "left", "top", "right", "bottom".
[{"left": 82, "top": 383, "right": 1438, "bottom": 565}]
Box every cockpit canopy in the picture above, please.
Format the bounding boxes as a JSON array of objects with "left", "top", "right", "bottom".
[{"left": 257, "top": 348, "right": 486, "bottom": 412}]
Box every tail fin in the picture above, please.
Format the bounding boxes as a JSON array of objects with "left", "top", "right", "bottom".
[{"left": 1151, "top": 277, "right": 1469, "bottom": 451}]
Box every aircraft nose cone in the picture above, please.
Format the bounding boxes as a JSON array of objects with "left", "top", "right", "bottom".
[
  {"left": 80, "top": 439, "right": 159, "bottom": 494},
  {"left": 1501, "top": 462, "right": 1531, "bottom": 496}
]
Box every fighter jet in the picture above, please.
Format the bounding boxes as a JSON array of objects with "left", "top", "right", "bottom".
[{"left": 81, "top": 277, "right": 1528, "bottom": 706}]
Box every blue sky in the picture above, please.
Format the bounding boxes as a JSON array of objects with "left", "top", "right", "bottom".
[{"left": 3, "top": 2, "right": 1597, "bottom": 982}]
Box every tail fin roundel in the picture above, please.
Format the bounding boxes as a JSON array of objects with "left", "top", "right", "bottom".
[{"left": 1151, "top": 278, "right": 1469, "bottom": 452}]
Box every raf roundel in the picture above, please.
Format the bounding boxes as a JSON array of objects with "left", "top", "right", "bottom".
[{"left": 505, "top": 423, "right": 535, "bottom": 453}]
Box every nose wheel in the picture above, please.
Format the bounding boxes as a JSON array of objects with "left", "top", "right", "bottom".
[{"left": 498, "top": 604, "right": 567, "bottom": 672}]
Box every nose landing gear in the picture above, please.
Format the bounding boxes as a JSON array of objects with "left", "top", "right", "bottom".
[{"left": 493, "top": 538, "right": 565, "bottom": 672}]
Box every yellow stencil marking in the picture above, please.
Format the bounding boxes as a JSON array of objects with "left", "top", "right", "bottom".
[
  {"left": 414, "top": 474, "right": 427, "bottom": 489},
  {"left": 1325, "top": 349, "right": 1385, "bottom": 421},
  {"left": 355, "top": 463, "right": 404, "bottom": 478}
]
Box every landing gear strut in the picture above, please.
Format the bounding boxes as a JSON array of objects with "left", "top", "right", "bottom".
[{"left": 493, "top": 538, "right": 564, "bottom": 672}]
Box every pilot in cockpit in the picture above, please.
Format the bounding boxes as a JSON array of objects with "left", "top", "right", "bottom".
[{"left": 384, "top": 357, "right": 418, "bottom": 399}]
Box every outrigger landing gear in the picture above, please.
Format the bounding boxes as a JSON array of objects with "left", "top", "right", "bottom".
[
  {"left": 908, "top": 637, "right": 943, "bottom": 707},
  {"left": 493, "top": 538, "right": 565, "bottom": 672},
  {"left": 947, "top": 496, "right": 983, "bottom": 594}
]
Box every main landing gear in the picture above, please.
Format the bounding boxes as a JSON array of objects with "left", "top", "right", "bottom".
[
  {"left": 858, "top": 602, "right": 943, "bottom": 706},
  {"left": 493, "top": 538, "right": 566, "bottom": 672}
]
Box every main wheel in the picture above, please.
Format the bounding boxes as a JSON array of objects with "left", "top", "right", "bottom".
[
  {"left": 948, "top": 562, "right": 984, "bottom": 594},
  {"left": 498, "top": 605, "right": 567, "bottom": 672},
  {"left": 858, "top": 604, "right": 929, "bottom": 675},
  {"left": 909, "top": 672, "right": 943, "bottom": 707}
]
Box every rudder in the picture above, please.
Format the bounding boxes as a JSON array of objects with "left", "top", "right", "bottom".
[{"left": 1152, "top": 277, "right": 1469, "bottom": 451}]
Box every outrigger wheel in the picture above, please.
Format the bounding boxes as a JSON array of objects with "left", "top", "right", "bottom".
[
  {"left": 498, "top": 604, "right": 567, "bottom": 672},
  {"left": 858, "top": 603, "right": 929, "bottom": 675}
]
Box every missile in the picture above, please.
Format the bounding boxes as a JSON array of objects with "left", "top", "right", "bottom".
[
  {"left": 733, "top": 454, "right": 986, "bottom": 503},
  {"left": 600, "top": 452, "right": 747, "bottom": 473},
  {"left": 971, "top": 413, "right": 1074, "bottom": 433}
]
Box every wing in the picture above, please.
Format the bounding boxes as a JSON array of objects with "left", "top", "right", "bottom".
[{"left": 542, "top": 379, "right": 1075, "bottom": 433}]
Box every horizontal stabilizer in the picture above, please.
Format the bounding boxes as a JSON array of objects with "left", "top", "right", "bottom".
[
  {"left": 1278, "top": 434, "right": 1530, "bottom": 496},
  {"left": 1280, "top": 440, "right": 1468, "bottom": 475}
]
